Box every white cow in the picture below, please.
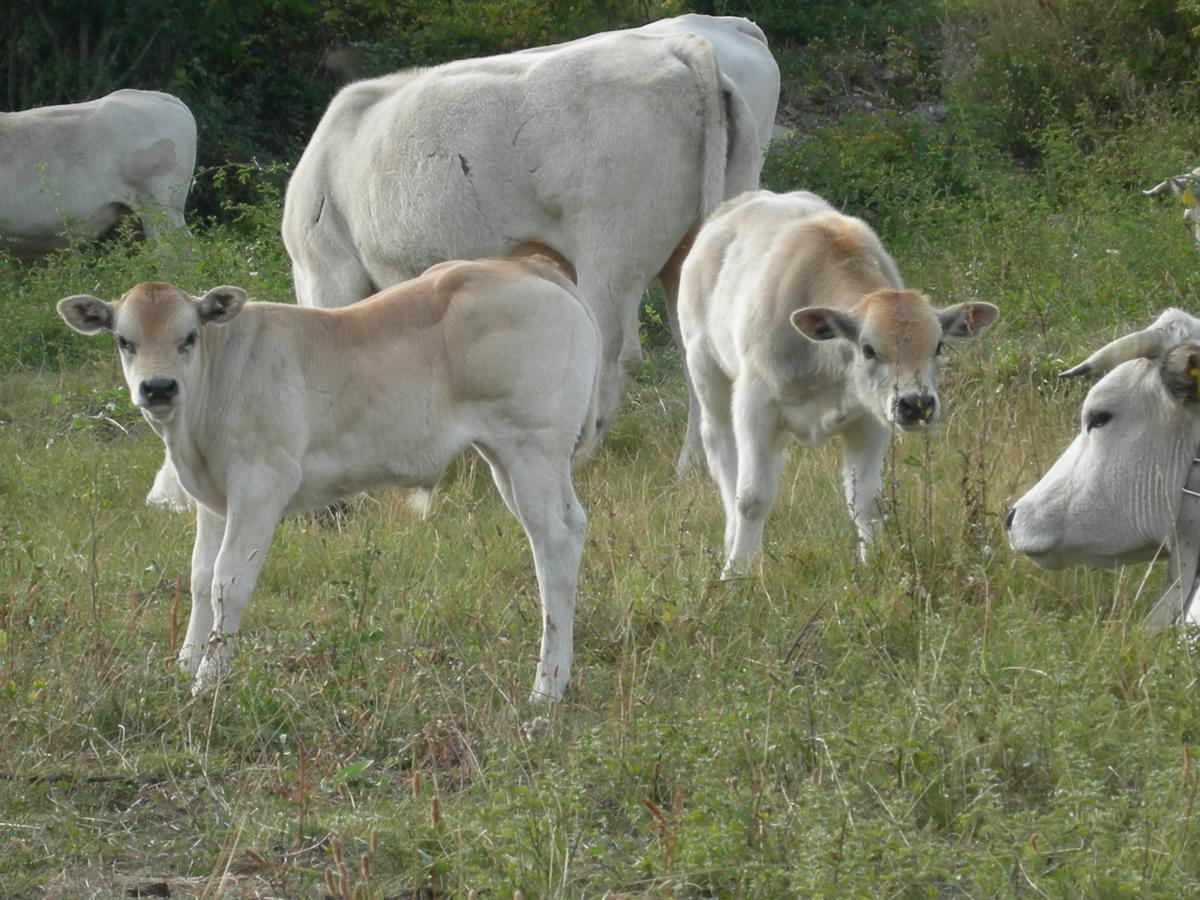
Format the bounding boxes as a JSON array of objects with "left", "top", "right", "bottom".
[
  {"left": 56, "top": 258, "right": 599, "bottom": 701},
  {"left": 1006, "top": 310, "right": 1200, "bottom": 625},
  {"left": 678, "top": 190, "right": 998, "bottom": 574},
  {"left": 282, "top": 17, "right": 769, "bottom": 438},
  {"left": 1, "top": 90, "right": 195, "bottom": 256}
]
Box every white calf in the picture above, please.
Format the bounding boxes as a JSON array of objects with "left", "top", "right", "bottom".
[{"left": 679, "top": 191, "right": 997, "bottom": 574}]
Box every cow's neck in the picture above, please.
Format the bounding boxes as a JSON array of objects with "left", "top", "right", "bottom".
[
  {"left": 143, "top": 361, "right": 226, "bottom": 514},
  {"left": 1144, "top": 431, "right": 1200, "bottom": 631}
]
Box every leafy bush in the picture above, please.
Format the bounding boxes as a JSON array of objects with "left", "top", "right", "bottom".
[
  {"left": 763, "top": 110, "right": 991, "bottom": 234},
  {"left": 943, "top": 0, "right": 1200, "bottom": 164},
  {"left": 697, "top": 0, "right": 941, "bottom": 49}
]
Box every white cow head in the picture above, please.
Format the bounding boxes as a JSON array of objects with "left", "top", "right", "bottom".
[
  {"left": 57, "top": 282, "right": 246, "bottom": 423},
  {"left": 790, "top": 289, "right": 998, "bottom": 430},
  {"left": 1143, "top": 168, "right": 1200, "bottom": 249},
  {"left": 1007, "top": 333, "right": 1200, "bottom": 567}
]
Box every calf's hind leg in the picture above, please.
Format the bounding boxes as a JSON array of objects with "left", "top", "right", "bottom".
[
  {"left": 689, "top": 351, "right": 738, "bottom": 559},
  {"left": 483, "top": 444, "right": 587, "bottom": 702}
]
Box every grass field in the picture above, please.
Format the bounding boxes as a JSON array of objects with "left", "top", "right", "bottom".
[{"left": 6, "top": 115, "right": 1200, "bottom": 896}]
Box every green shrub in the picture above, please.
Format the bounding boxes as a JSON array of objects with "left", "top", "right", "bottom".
[
  {"left": 944, "top": 0, "right": 1200, "bottom": 164},
  {"left": 763, "top": 110, "right": 990, "bottom": 234}
]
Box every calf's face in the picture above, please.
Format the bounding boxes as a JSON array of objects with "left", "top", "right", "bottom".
[
  {"left": 790, "top": 290, "right": 997, "bottom": 430},
  {"left": 57, "top": 282, "right": 246, "bottom": 422}
]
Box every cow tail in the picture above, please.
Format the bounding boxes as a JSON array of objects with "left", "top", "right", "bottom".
[
  {"left": 722, "top": 79, "right": 765, "bottom": 198},
  {"left": 670, "top": 34, "right": 728, "bottom": 221},
  {"left": 669, "top": 35, "right": 762, "bottom": 223}
]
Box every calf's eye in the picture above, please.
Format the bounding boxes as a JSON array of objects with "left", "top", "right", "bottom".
[
  {"left": 1086, "top": 411, "right": 1112, "bottom": 432},
  {"left": 935, "top": 340, "right": 944, "bottom": 357},
  {"left": 862, "top": 343, "right": 877, "bottom": 360},
  {"left": 116, "top": 335, "right": 134, "bottom": 354},
  {"left": 179, "top": 331, "right": 198, "bottom": 352}
]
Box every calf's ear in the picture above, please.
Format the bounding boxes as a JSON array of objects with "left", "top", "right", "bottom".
[
  {"left": 57, "top": 295, "right": 113, "bottom": 335},
  {"left": 791, "top": 307, "right": 861, "bottom": 343},
  {"left": 197, "top": 286, "right": 248, "bottom": 324},
  {"left": 938, "top": 302, "right": 999, "bottom": 340},
  {"left": 1160, "top": 342, "right": 1200, "bottom": 403}
]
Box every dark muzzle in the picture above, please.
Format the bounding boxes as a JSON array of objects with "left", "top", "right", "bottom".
[
  {"left": 895, "top": 393, "right": 937, "bottom": 425},
  {"left": 140, "top": 377, "right": 179, "bottom": 405}
]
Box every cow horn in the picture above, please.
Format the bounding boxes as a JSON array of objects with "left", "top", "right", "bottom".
[
  {"left": 1058, "top": 327, "right": 1168, "bottom": 379},
  {"left": 1144, "top": 179, "right": 1176, "bottom": 197}
]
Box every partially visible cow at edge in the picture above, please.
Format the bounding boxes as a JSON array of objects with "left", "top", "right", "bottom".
[
  {"left": 1143, "top": 167, "right": 1200, "bottom": 249},
  {"left": 1, "top": 90, "right": 196, "bottom": 256},
  {"left": 282, "top": 15, "right": 774, "bottom": 441},
  {"left": 1006, "top": 310, "right": 1200, "bottom": 624},
  {"left": 56, "top": 259, "right": 599, "bottom": 701},
  {"left": 678, "top": 190, "right": 997, "bottom": 575}
]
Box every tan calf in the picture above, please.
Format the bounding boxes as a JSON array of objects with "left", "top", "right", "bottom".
[{"left": 57, "top": 258, "right": 599, "bottom": 700}]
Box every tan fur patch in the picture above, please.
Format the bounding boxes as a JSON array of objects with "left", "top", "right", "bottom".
[
  {"left": 337, "top": 257, "right": 554, "bottom": 345},
  {"left": 811, "top": 214, "right": 872, "bottom": 262},
  {"left": 116, "top": 282, "right": 195, "bottom": 341},
  {"left": 856, "top": 289, "right": 940, "bottom": 366},
  {"left": 509, "top": 241, "right": 578, "bottom": 285}
]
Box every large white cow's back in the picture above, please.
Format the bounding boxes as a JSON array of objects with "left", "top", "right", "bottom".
[{"left": 283, "top": 21, "right": 766, "bottom": 434}]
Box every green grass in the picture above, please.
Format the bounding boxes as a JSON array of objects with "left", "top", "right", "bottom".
[
  {"left": 7, "top": 332, "right": 1200, "bottom": 896},
  {"left": 7, "top": 105, "right": 1200, "bottom": 897}
]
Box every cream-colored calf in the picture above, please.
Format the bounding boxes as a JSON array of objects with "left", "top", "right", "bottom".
[
  {"left": 57, "top": 258, "right": 599, "bottom": 700},
  {"left": 678, "top": 191, "right": 997, "bottom": 573}
]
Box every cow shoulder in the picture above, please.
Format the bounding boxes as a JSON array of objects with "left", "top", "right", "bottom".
[{"left": 745, "top": 211, "right": 887, "bottom": 389}]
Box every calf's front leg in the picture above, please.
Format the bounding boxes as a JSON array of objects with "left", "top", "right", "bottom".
[
  {"left": 727, "top": 381, "right": 789, "bottom": 576},
  {"left": 192, "top": 464, "right": 294, "bottom": 694},
  {"left": 180, "top": 504, "right": 224, "bottom": 675},
  {"left": 839, "top": 417, "right": 888, "bottom": 556}
]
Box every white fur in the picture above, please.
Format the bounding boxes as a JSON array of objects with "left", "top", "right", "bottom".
[
  {"left": 678, "top": 190, "right": 997, "bottom": 574},
  {"left": 1, "top": 90, "right": 195, "bottom": 256},
  {"left": 1008, "top": 310, "right": 1200, "bottom": 621},
  {"left": 281, "top": 16, "right": 771, "bottom": 438}
]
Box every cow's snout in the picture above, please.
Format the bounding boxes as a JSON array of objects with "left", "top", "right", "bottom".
[
  {"left": 140, "top": 377, "right": 179, "bottom": 406},
  {"left": 895, "top": 392, "right": 937, "bottom": 425}
]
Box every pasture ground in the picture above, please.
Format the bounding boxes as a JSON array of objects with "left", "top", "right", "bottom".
[{"left": 7, "top": 80, "right": 1200, "bottom": 900}]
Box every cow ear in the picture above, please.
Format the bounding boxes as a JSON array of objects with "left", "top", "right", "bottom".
[
  {"left": 57, "top": 295, "right": 114, "bottom": 335},
  {"left": 196, "top": 286, "right": 247, "bottom": 324},
  {"left": 791, "top": 307, "right": 861, "bottom": 343},
  {"left": 938, "top": 302, "right": 998, "bottom": 341},
  {"left": 1160, "top": 342, "right": 1200, "bottom": 403}
]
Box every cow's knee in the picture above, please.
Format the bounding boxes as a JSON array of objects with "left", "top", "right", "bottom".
[
  {"left": 736, "top": 489, "right": 771, "bottom": 523},
  {"left": 618, "top": 342, "right": 643, "bottom": 382}
]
